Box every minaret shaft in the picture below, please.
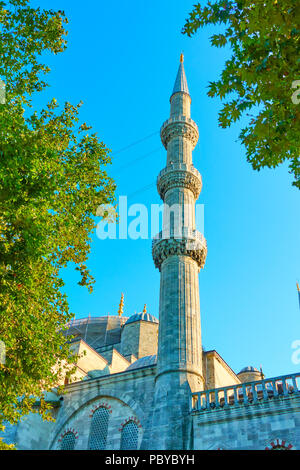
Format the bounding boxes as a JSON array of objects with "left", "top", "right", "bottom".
[
  {"left": 167, "top": 137, "right": 193, "bottom": 166},
  {"left": 170, "top": 93, "right": 191, "bottom": 117},
  {"left": 157, "top": 255, "right": 202, "bottom": 378},
  {"left": 163, "top": 188, "right": 196, "bottom": 233},
  {"left": 155, "top": 87, "right": 205, "bottom": 386},
  {"left": 146, "top": 58, "right": 207, "bottom": 450}
]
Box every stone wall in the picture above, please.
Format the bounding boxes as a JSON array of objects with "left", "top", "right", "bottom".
[
  {"left": 2, "top": 406, "right": 59, "bottom": 450},
  {"left": 120, "top": 321, "right": 158, "bottom": 359},
  {"left": 49, "top": 367, "right": 156, "bottom": 450},
  {"left": 109, "top": 348, "right": 131, "bottom": 374},
  {"left": 192, "top": 394, "right": 300, "bottom": 450},
  {"left": 3, "top": 366, "right": 156, "bottom": 450},
  {"left": 203, "top": 351, "right": 241, "bottom": 389}
]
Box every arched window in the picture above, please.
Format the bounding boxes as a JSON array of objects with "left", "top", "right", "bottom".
[
  {"left": 88, "top": 407, "right": 110, "bottom": 450},
  {"left": 265, "top": 439, "right": 295, "bottom": 450},
  {"left": 60, "top": 432, "right": 76, "bottom": 450},
  {"left": 120, "top": 421, "right": 139, "bottom": 450}
]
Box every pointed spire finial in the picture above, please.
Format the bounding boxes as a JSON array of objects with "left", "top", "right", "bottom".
[
  {"left": 171, "top": 55, "right": 189, "bottom": 97},
  {"left": 118, "top": 293, "right": 124, "bottom": 317},
  {"left": 143, "top": 304, "right": 147, "bottom": 314},
  {"left": 297, "top": 282, "right": 300, "bottom": 292},
  {"left": 260, "top": 365, "right": 265, "bottom": 379}
]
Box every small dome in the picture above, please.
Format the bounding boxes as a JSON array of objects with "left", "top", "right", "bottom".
[
  {"left": 87, "top": 367, "right": 110, "bottom": 379},
  {"left": 238, "top": 366, "right": 259, "bottom": 374},
  {"left": 126, "top": 355, "right": 157, "bottom": 371},
  {"left": 125, "top": 312, "right": 158, "bottom": 326}
]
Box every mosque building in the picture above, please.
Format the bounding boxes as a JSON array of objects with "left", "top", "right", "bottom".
[{"left": 3, "top": 56, "right": 300, "bottom": 451}]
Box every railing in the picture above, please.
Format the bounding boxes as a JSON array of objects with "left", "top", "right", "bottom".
[
  {"left": 152, "top": 229, "right": 206, "bottom": 249},
  {"left": 160, "top": 115, "right": 198, "bottom": 131},
  {"left": 190, "top": 373, "right": 300, "bottom": 412},
  {"left": 157, "top": 163, "right": 201, "bottom": 182}
]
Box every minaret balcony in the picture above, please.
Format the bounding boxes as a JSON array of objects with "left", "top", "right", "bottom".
[
  {"left": 152, "top": 229, "right": 207, "bottom": 271},
  {"left": 157, "top": 164, "right": 202, "bottom": 200},
  {"left": 158, "top": 163, "right": 201, "bottom": 180},
  {"left": 160, "top": 116, "right": 199, "bottom": 149}
]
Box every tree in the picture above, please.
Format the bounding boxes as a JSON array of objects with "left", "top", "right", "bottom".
[
  {"left": 183, "top": 0, "right": 300, "bottom": 188},
  {"left": 0, "top": 0, "right": 115, "bottom": 446}
]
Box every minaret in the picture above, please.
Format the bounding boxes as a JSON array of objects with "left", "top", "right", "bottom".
[{"left": 149, "top": 55, "right": 207, "bottom": 449}]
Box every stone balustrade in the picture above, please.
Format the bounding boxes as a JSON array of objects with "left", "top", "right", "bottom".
[
  {"left": 160, "top": 115, "right": 198, "bottom": 130},
  {"left": 160, "top": 116, "right": 199, "bottom": 149},
  {"left": 190, "top": 373, "right": 300, "bottom": 412},
  {"left": 156, "top": 164, "right": 202, "bottom": 199},
  {"left": 152, "top": 228, "right": 206, "bottom": 246},
  {"left": 157, "top": 163, "right": 201, "bottom": 182},
  {"left": 152, "top": 229, "right": 207, "bottom": 270}
]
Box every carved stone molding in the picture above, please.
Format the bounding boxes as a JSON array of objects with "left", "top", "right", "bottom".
[
  {"left": 157, "top": 169, "right": 202, "bottom": 199},
  {"left": 119, "top": 416, "right": 142, "bottom": 432},
  {"left": 265, "top": 439, "right": 296, "bottom": 450},
  {"left": 58, "top": 427, "right": 79, "bottom": 443},
  {"left": 89, "top": 401, "right": 112, "bottom": 418},
  {"left": 160, "top": 119, "right": 199, "bottom": 149},
  {"left": 152, "top": 234, "right": 207, "bottom": 271}
]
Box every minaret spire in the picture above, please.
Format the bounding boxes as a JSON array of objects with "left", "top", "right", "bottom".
[
  {"left": 147, "top": 57, "right": 207, "bottom": 450},
  {"left": 171, "top": 53, "right": 189, "bottom": 97}
]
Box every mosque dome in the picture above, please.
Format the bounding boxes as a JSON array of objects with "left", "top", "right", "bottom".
[
  {"left": 87, "top": 366, "right": 110, "bottom": 379},
  {"left": 126, "top": 355, "right": 157, "bottom": 371},
  {"left": 124, "top": 312, "right": 159, "bottom": 326},
  {"left": 65, "top": 315, "right": 128, "bottom": 350},
  {"left": 238, "top": 366, "right": 259, "bottom": 374},
  {"left": 237, "top": 366, "right": 263, "bottom": 383}
]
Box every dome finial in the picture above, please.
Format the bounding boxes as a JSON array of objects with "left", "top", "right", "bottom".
[
  {"left": 180, "top": 52, "right": 184, "bottom": 63},
  {"left": 260, "top": 365, "right": 265, "bottom": 379},
  {"left": 118, "top": 293, "right": 124, "bottom": 317},
  {"left": 143, "top": 304, "right": 147, "bottom": 314}
]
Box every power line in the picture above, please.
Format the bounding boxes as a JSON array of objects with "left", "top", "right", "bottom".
[
  {"left": 127, "top": 183, "right": 156, "bottom": 200},
  {"left": 113, "top": 147, "right": 161, "bottom": 172},
  {"left": 111, "top": 130, "right": 161, "bottom": 199},
  {"left": 113, "top": 130, "right": 159, "bottom": 155}
]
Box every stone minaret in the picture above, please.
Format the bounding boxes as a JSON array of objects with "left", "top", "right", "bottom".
[{"left": 148, "top": 55, "right": 207, "bottom": 449}]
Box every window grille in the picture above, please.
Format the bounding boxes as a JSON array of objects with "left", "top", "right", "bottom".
[
  {"left": 120, "top": 421, "right": 139, "bottom": 450},
  {"left": 88, "top": 407, "right": 109, "bottom": 450},
  {"left": 60, "top": 432, "right": 76, "bottom": 450}
]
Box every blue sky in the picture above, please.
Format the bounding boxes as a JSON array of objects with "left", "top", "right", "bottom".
[{"left": 32, "top": 0, "right": 299, "bottom": 379}]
